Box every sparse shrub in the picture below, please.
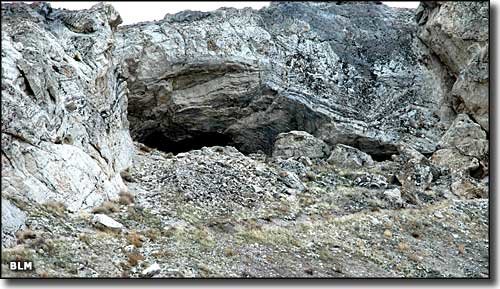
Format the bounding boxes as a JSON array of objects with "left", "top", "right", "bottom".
[
  {"left": 102, "top": 201, "right": 120, "bottom": 213},
  {"left": 408, "top": 253, "right": 423, "bottom": 262},
  {"left": 457, "top": 244, "right": 465, "bottom": 255},
  {"left": 92, "top": 201, "right": 120, "bottom": 214},
  {"left": 193, "top": 227, "right": 215, "bottom": 247},
  {"left": 318, "top": 247, "right": 334, "bottom": 261},
  {"left": 15, "top": 229, "right": 37, "bottom": 243},
  {"left": 305, "top": 171, "right": 316, "bottom": 181},
  {"left": 44, "top": 200, "right": 67, "bottom": 216},
  {"left": 127, "top": 231, "right": 144, "bottom": 247},
  {"left": 127, "top": 253, "right": 144, "bottom": 266},
  {"left": 1, "top": 245, "right": 34, "bottom": 263},
  {"left": 398, "top": 242, "right": 410, "bottom": 252},
  {"left": 79, "top": 233, "right": 91, "bottom": 245},
  {"left": 119, "top": 190, "right": 135, "bottom": 205},
  {"left": 144, "top": 228, "right": 160, "bottom": 241},
  {"left": 224, "top": 247, "right": 235, "bottom": 257}
]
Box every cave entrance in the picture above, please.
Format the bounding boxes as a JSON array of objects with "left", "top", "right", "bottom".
[{"left": 141, "top": 130, "right": 233, "bottom": 154}]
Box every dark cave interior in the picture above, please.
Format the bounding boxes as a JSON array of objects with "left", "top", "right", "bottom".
[{"left": 141, "top": 130, "right": 233, "bottom": 155}]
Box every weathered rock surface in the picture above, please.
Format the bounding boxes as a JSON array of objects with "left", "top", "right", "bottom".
[
  {"left": 1, "top": 1, "right": 489, "bottom": 279},
  {"left": 438, "top": 114, "right": 488, "bottom": 160},
  {"left": 417, "top": 1, "right": 489, "bottom": 131},
  {"left": 327, "top": 144, "right": 374, "bottom": 168},
  {"left": 2, "top": 2, "right": 133, "bottom": 245},
  {"left": 272, "top": 131, "right": 330, "bottom": 160},
  {"left": 114, "top": 1, "right": 451, "bottom": 156},
  {"left": 93, "top": 214, "right": 125, "bottom": 231}
]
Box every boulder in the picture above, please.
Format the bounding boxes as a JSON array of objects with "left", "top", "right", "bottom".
[
  {"left": 395, "top": 146, "right": 434, "bottom": 205},
  {"left": 92, "top": 214, "right": 125, "bottom": 231},
  {"left": 272, "top": 131, "right": 330, "bottom": 160},
  {"left": 438, "top": 114, "right": 488, "bottom": 159},
  {"left": 327, "top": 144, "right": 374, "bottom": 167}
]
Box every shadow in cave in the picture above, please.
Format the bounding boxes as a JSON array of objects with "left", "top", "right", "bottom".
[{"left": 141, "top": 130, "right": 233, "bottom": 154}]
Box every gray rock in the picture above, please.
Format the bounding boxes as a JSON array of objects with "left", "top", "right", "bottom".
[
  {"left": 274, "top": 158, "right": 308, "bottom": 177},
  {"left": 383, "top": 188, "right": 403, "bottom": 207},
  {"left": 438, "top": 114, "right": 488, "bottom": 159},
  {"left": 1, "top": 199, "right": 27, "bottom": 247},
  {"left": 1, "top": 2, "right": 133, "bottom": 245},
  {"left": 272, "top": 131, "right": 330, "bottom": 160},
  {"left": 353, "top": 173, "right": 387, "bottom": 189},
  {"left": 142, "top": 263, "right": 161, "bottom": 277},
  {"left": 395, "top": 146, "right": 434, "bottom": 205},
  {"left": 278, "top": 171, "right": 305, "bottom": 193},
  {"left": 114, "top": 2, "right": 450, "bottom": 156},
  {"left": 92, "top": 214, "right": 124, "bottom": 230},
  {"left": 431, "top": 149, "right": 479, "bottom": 177},
  {"left": 417, "top": 2, "right": 489, "bottom": 131},
  {"left": 327, "top": 144, "right": 374, "bottom": 167}
]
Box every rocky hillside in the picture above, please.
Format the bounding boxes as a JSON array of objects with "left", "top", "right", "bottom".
[{"left": 1, "top": 1, "right": 489, "bottom": 278}]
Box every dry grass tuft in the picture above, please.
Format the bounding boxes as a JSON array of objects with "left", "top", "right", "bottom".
[
  {"left": 127, "top": 231, "right": 144, "bottom": 247},
  {"left": 15, "top": 229, "right": 37, "bottom": 242},
  {"left": 118, "top": 190, "right": 135, "bottom": 205},
  {"left": 224, "top": 247, "right": 236, "bottom": 257},
  {"left": 44, "top": 201, "right": 67, "bottom": 215},
  {"left": 144, "top": 228, "right": 160, "bottom": 242},
  {"left": 92, "top": 201, "right": 120, "bottom": 214},
  {"left": 127, "top": 253, "right": 144, "bottom": 266}
]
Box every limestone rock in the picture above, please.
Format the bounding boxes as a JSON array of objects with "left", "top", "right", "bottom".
[
  {"left": 383, "top": 188, "right": 403, "bottom": 207},
  {"left": 1, "top": 2, "right": 133, "bottom": 245},
  {"left": 92, "top": 214, "right": 124, "bottom": 230},
  {"left": 451, "top": 179, "right": 488, "bottom": 200},
  {"left": 142, "top": 263, "right": 161, "bottom": 277},
  {"left": 114, "top": 2, "right": 449, "bottom": 156},
  {"left": 417, "top": 2, "right": 489, "bottom": 131},
  {"left": 327, "top": 144, "right": 374, "bottom": 167},
  {"left": 272, "top": 131, "right": 330, "bottom": 160},
  {"left": 395, "top": 146, "right": 434, "bottom": 205},
  {"left": 438, "top": 114, "right": 488, "bottom": 159},
  {"left": 1, "top": 199, "right": 27, "bottom": 247},
  {"left": 431, "top": 149, "right": 479, "bottom": 177},
  {"left": 353, "top": 173, "right": 388, "bottom": 190}
]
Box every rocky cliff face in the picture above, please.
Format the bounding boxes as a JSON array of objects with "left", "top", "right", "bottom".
[
  {"left": 1, "top": 2, "right": 133, "bottom": 246},
  {"left": 115, "top": 2, "right": 448, "bottom": 156},
  {"left": 416, "top": 1, "right": 489, "bottom": 132},
  {"left": 1, "top": 1, "right": 489, "bottom": 278}
]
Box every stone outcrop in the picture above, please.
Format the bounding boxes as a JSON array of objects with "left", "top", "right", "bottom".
[
  {"left": 1, "top": 1, "right": 489, "bottom": 278},
  {"left": 114, "top": 1, "right": 451, "bottom": 156},
  {"left": 327, "top": 144, "right": 374, "bottom": 168},
  {"left": 1, "top": 2, "right": 133, "bottom": 246},
  {"left": 272, "top": 131, "right": 330, "bottom": 160},
  {"left": 416, "top": 1, "right": 489, "bottom": 131}
]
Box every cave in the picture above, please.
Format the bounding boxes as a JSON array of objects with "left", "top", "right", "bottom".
[{"left": 141, "top": 130, "right": 233, "bottom": 154}]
